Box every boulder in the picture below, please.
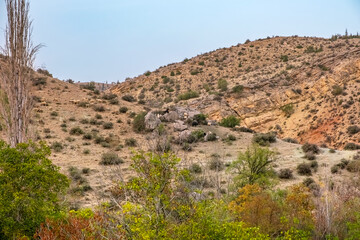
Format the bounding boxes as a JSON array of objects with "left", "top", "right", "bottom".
[
  {"left": 145, "top": 112, "right": 161, "bottom": 130},
  {"left": 179, "top": 130, "right": 192, "bottom": 142},
  {"left": 173, "top": 120, "right": 188, "bottom": 131},
  {"left": 162, "top": 111, "right": 179, "bottom": 122}
]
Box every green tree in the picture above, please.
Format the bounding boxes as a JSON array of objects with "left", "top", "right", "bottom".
[
  {"left": 0, "top": 141, "right": 69, "bottom": 238},
  {"left": 229, "top": 144, "right": 276, "bottom": 187}
]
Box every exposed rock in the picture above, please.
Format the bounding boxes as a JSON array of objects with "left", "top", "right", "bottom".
[
  {"left": 162, "top": 111, "right": 179, "bottom": 122},
  {"left": 179, "top": 130, "right": 192, "bottom": 142},
  {"left": 173, "top": 120, "right": 188, "bottom": 131},
  {"left": 145, "top": 112, "right": 161, "bottom": 130}
]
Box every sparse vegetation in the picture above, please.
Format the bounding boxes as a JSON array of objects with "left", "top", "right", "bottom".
[
  {"left": 100, "top": 152, "right": 124, "bottom": 165},
  {"left": 220, "top": 115, "right": 240, "bottom": 128},
  {"left": 177, "top": 90, "right": 199, "bottom": 101},
  {"left": 70, "top": 127, "right": 84, "bottom": 135},
  {"left": 132, "top": 112, "right": 147, "bottom": 133},
  {"left": 252, "top": 132, "right": 276, "bottom": 146}
]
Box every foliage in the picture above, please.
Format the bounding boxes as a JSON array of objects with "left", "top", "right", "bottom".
[
  {"left": 302, "top": 142, "right": 320, "bottom": 154},
  {"left": 331, "top": 85, "right": 343, "bottom": 96},
  {"left": 173, "top": 200, "right": 269, "bottom": 239},
  {"left": 177, "top": 90, "right": 199, "bottom": 101},
  {"left": 253, "top": 132, "right": 276, "bottom": 146},
  {"left": 232, "top": 85, "right": 244, "bottom": 94},
  {"left": 344, "top": 143, "right": 360, "bottom": 150},
  {"left": 70, "top": 126, "right": 84, "bottom": 135},
  {"left": 278, "top": 168, "right": 293, "bottom": 179},
  {"left": 229, "top": 184, "right": 314, "bottom": 237},
  {"left": 132, "top": 112, "right": 146, "bottom": 133},
  {"left": 35, "top": 209, "right": 125, "bottom": 239},
  {"left": 217, "top": 79, "right": 228, "bottom": 91},
  {"left": 193, "top": 114, "right": 207, "bottom": 125},
  {"left": 280, "top": 103, "right": 294, "bottom": 117},
  {"left": 122, "top": 95, "right": 136, "bottom": 102},
  {"left": 100, "top": 152, "right": 123, "bottom": 165},
  {"left": 229, "top": 144, "right": 276, "bottom": 187},
  {"left": 0, "top": 141, "right": 69, "bottom": 238},
  {"left": 113, "top": 151, "right": 184, "bottom": 239},
  {"left": 347, "top": 125, "right": 360, "bottom": 135},
  {"left": 297, "top": 163, "right": 312, "bottom": 176},
  {"left": 280, "top": 55, "right": 289, "bottom": 62},
  {"left": 119, "top": 106, "right": 128, "bottom": 113},
  {"left": 220, "top": 115, "right": 240, "bottom": 128}
]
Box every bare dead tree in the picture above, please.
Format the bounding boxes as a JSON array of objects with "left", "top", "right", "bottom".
[{"left": 0, "top": 0, "right": 41, "bottom": 147}]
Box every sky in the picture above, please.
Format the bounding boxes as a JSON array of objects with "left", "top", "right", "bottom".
[{"left": 0, "top": 0, "right": 360, "bottom": 83}]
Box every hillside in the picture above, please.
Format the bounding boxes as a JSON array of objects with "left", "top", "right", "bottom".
[
  {"left": 2, "top": 36, "right": 359, "bottom": 209},
  {"left": 111, "top": 36, "right": 360, "bottom": 149}
]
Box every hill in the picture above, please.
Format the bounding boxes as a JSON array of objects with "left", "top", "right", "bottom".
[
  {"left": 3, "top": 36, "right": 359, "bottom": 208},
  {"left": 111, "top": 36, "right": 360, "bottom": 149}
]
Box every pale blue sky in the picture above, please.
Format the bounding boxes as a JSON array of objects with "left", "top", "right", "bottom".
[{"left": 0, "top": 0, "right": 360, "bottom": 83}]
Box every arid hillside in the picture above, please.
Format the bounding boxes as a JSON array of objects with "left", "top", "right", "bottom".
[
  {"left": 111, "top": 36, "right": 360, "bottom": 149},
  {"left": 1, "top": 36, "right": 359, "bottom": 209}
]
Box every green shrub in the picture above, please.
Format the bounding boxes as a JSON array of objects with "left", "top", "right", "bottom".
[
  {"left": 178, "top": 91, "right": 199, "bottom": 101},
  {"left": 51, "top": 141, "right": 63, "bottom": 152},
  {"left": 304, "top": 152, "right": 316, "bottom": 160},
  {"left": 297, "top": 163, "right": 312, "bottom": 176},
  {"left": 102, "top": 93, "right": 117, "bottom": 100},
  {"left": 252, "top": 132, "right": 276, "bottom": 146},
  {"left": 229, "top": 144, "right": 275, "bottom": 186},
  {"left": 83, "top": 133, "right": 93, "bottom": 140},
  {"left": 205, "top": 132, "right": 217, "bottom": 141},
  {"left": 280, "top": 55, "right": 288, "bottom": 62},
  {"left": 331, "top": 85, "right": 343, "bottom": 96},
  {"left": 125, "top": 138, "right": 137, "bottom": 147},
  {"left": 278, "top": 168, "right": 293, "bottom": 179},
  {"left": 217, "top": 79, "right": 228, "bottom": 91},
  {"left": 220, "top": 116, "right": 240, "bottom": 128},
  {"left": 189, "top": 163, "right": 202, "bottom": 174},
  {"left": 346, "top": 161, "right": 360, "bottom": 172},
  {"left": 122, "top": 95, "right": 136, "bottom": 102},
  {"left": 347, "top": 125, "right": 360, "bottom": 135},
  {"left": 32, "top": 77, "right": 47, "bottom": 86},
  {"left": 302, "top": 143, "right": 320, "bottom": 154},
  {"left": 283, "top": 138, "right": 299, "bottom": 144},
  {"left": 331, "top": 165, "right": 339, "bottom": 174},
  {"left": 189, "top": 129, "right": 205, "bottom": 143},
  {"left": 232, "top": 85, "right": 244, "bottom": 95},
  {"left": 50, "top": 111, "right": 58, "bottom": 117},
  {"left": 100, "top": 152, "right": 124, "bottom": 165},
  {"left": 103, "top": 122, "right": 114, "bottom": 129},
  {"left": 280, "top": 104, "right": 294, "bottom": 117},
  {"left": 83, "top": 149, "right": 90, "bottom": 154},
  {"left": 303, "top": 177, "right": 315, "bottom": 187},
  {"left": 209, "top": 157, "right": 224, "bottom": 171},
  {"left": 109, "top": 98, "right": 119, "bottom": 105},
  {"left": 119, "top": 106, "right": 129, "bottom": 113},
  {"left": 93, "top": 105, "right": 105, "bottom": 112},
  {"left": 0, "top": 141, "right": 69, "bottom": 238},
  {"left": 344, "top": 143, "right": 360, "bottom": 150},
  {"left": 133, "top": 112, "right": 147, "bottom": 133},
  {"left": 193, "top": 114, "right": 207, "bottom": 125},
  {"left": 70, "top": 127, "right": 84, "bottom": 135}
]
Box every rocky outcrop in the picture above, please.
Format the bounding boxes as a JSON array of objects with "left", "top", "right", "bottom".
[{"left": 145, "top": 112, "right": 161, "bottom": 130}]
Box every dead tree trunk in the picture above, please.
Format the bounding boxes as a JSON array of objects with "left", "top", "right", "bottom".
[{"left": 0, "top": 0, "right": 41, "bottom": 147}]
